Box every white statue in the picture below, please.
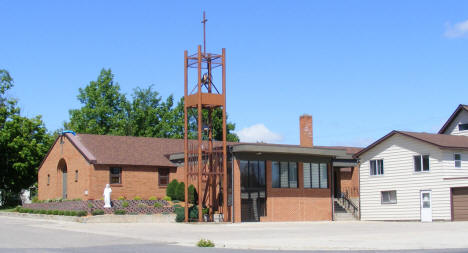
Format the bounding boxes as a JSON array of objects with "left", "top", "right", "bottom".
[{"left": 103, "top": 184, "right": 112, "bottom": 208}]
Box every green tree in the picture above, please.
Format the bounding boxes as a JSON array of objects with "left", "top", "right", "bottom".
[
  {"left": 166, "top": 179, "right": 178, "bottom": 199},
  {"left": 65, "top": 68, "right": 130, "bottom": 135},
  {"left": 175, "top": 181, "right": 185, "bottom": 201},
  {"left": 128, "top": 85, "right": 162, "bottom": 137},
  {"left": 0, "top": 70, "right": 53, "bottom": 206}
]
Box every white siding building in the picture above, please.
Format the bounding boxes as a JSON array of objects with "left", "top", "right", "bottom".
[{"left": 356, "top": 105, "right": 468, "bottom": 221}]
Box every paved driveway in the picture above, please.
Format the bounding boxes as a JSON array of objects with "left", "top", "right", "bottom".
[{"left": 1, "top": 215, "right": 468, "bottom": 251}]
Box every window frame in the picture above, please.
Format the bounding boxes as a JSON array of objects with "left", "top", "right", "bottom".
[
  {"left": 458, "top": 123, "right": 468, "bottom": 131},
  {"left": 158, "top": 168, "right": 170, "bottom": 187},
  {"left": 303, "top": 162, "right": 329, "bottom": 189},
  {"left": 414, "top": 155, "right": 430, "bottom": 172},
  {"left": 381, "top": 190, "right": 397, "bottom": 204},
  {"left": 109, "top": 167, "right": 122, "bottom": 185},
  {"left": 370, "top": 159, "right": 384, "bottom": 176},
  {"left": 47, "top": 174, "right": 50, "bottom": 185},
  {"left": 454, "top": 154, "right": 461, "bottom": 168},
  {"left": 272, "top": 161, "right": 298, "bottom": 189}
]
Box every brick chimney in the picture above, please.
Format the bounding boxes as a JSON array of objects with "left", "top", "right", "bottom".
[{"left": 300, "top": 114, "right": 313, "bottom": 147}]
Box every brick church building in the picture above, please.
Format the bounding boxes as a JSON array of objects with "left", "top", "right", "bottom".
[{"left": 38, "top": 115, "right": 360, "bottom": 222}]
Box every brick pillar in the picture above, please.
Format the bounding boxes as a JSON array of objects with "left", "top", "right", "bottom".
[{"left": 300, "top": 114, "right": 313, "bottom": 147}]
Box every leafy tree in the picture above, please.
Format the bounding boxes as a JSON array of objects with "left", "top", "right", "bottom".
[
  {"left": 65, "top": 68, "right": 130, "bottom": 135},
  {"left": 0, "top": 70, "right": 53, "bottom": 206},
  {"left": 128, "top": 85, "right": 162, "bottom": 137},
  {"left": 188, "top": 184, "right": 198, "bottom": 204}
]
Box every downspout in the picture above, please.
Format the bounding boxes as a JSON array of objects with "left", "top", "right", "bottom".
[
  {"left": 357, "top": 160, "right": 361, "bottom": 220},
  {"left": 331, "top": 158, "right": 334, "bottom": 221}
]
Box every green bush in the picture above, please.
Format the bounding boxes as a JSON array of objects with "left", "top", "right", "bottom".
[
  {"left": 76, "top": 211, "right": 87, "bottom": 217},
  {"left": 175, "top": 207, "right": 185, "bottom": 222},
  {"left": 134, "top": 196, "right": 142, "bottom": 201},
  {"left": 114, "top": 209, "right": 126, "bottom": 215},
  {"left": 52, "top": 210, "right": 59, "bottom": 215},
  {"left": 148, "top": 196, "right": 157, "bottom": 200},
  {"left": 39, "top": 210, "right": 47, "bottom": 214},
  {"left": 58, "top": 210, "right": 65, "bottom": 215},
  {"left": 122, "top": 200, "right": 129, "bottom": 208},
  {"left": 47, "top": 210, "right": 54, "bottom": 215},
  {"left": 202, "top": 208, "right": 209, "bottom": 215},
  {"left": 92, "top": 210, "right": 105, "bottom": 215},
  {"left": 188, "top": 184, "right": 198, "bottom": 204},
  {"left": 163, "top": 196, "right": 171, "bottom": 202},
  {"left": 172, "top": 200, "right": 180, "bottom": 203},
  {"left": 70, "top": 211, "right": 77, "bottom": 216},
  {"left": 197, "top": 239, "right": 215, "bottom": 247},
  {"left": 27, "top": 209, "right": 34, "bottom": 213},
  {"left": 189, "top": 205, "right": 199, "bottom": 221},
  {"left": 175, "top": 182, "right": 185, "bottom": 201},
  {"left": 117, "top": 196, "right": 126, "bottom": 200},
  {"left": 173, "top": 204, "right": 182, "bottom": 208},
  {"left": 88, "top": 202, "right": 94, "bottom": 208},
  {"left": 154, "top": 202, "right": 163, "bottom": 208},
  {"left": 166, "top": 179, "right": 178, "bottom": 199},
  {"left": 31, "top": 196, "right": 39, "bottom": 203},
  {"left": 64, "top": 210, "right": 71, "bottom": 216},
  {"left": 33, "top": 209, "right": 40, "bottom": 214},
  {"left": 137, "top": 203, "right": 147, "bottom": 208}
]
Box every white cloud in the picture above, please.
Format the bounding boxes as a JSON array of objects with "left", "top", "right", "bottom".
[
  {"left": 444, "top": 19, "right": 468, "bottom": 38},
  {"left": 236, "top": 124, "right": 283, "bottom": 143}
]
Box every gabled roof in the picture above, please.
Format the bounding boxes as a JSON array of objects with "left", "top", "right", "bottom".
[
  {"left": 438, "top": 104, "right": 468, "bottom": 134},
  {"left": 354, "top": 130, "right": 468, "bottom": 158},
  {"left": 65, "top": 133, "right": 224, "bottom": 167}
]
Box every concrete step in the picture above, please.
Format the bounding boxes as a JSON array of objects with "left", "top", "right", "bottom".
[{"left": 334, "top": 212, "right": 356, "bottom": 221}]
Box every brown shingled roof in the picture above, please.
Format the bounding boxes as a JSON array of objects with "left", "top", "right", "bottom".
[
  {"left": 438, "top": 104, "right": 468, "bottom": 134},
  {"left": 354, "top": 130, "right": 468, "bottom": 158}
]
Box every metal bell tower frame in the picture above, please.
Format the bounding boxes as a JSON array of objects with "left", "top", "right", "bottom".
[{"left": 184, "top": 12, "right": 228, "bottom": 222}]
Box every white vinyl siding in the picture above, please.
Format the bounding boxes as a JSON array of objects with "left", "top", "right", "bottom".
[
  {"left": 443, "top": 110, "right": 468, "bottom": 136},
  {"left": 359, "top": 133, "right": 468, "bottom": 221}
]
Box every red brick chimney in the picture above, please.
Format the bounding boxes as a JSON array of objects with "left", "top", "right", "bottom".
[{"left": 300, "top": 114, "right": 313, "bottom": 147}]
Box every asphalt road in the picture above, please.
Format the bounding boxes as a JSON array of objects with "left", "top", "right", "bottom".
[{"left": 1, "top": 216, "right": 468, "bottom": 253}]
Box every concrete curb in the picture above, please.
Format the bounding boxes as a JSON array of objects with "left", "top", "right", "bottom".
[{"left": 0, "top": 211, "right": 176, "bottom": 223}]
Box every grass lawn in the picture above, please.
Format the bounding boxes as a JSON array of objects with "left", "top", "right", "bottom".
[{"left": 0, "top": 207, "right": 17, "bottom": 212}]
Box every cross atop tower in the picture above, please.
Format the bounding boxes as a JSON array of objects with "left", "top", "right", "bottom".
[{"left": 201, "top": 11, "right": 208, "bottom": 54}]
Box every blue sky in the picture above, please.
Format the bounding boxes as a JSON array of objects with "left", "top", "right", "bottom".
[{"left": 1, "top": 1, "right": 468, "bottom": 147}]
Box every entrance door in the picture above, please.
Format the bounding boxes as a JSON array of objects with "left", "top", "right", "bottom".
[
  {"left": 62, "top": 167, "right": 67, "bottom": 199},
  {"left": 420, "top": 190, "right": 432, "bottom": 222},
  {"left": 240, "top": 160, "right": 266, "bottom": 222}
]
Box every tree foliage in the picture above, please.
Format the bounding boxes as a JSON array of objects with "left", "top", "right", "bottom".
[
  {"left": 0, "top": 70, "right": 53, "bottom": 205},
  {"left": 66, "top": 68, "right": 239, "bottom": 141}
]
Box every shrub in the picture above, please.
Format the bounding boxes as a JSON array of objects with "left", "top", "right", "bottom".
[
  {"left": 163, "top": 196, "right": 171, "bottom": 202},
  {"left": 197, "top": 239, "right": 215, "bottom": 247},
  {"left": 32, "top": 209, "right": 40, "bottom": 214},
  {"left": 134, "top": 196, "right": 142, "bottom": 201},
  {"left": 166, "top": 179, "right": 178, "bottom": 199},
  {"left": 188, "top": 184, "right": 198, "bottom": 204},
  {"left": 64, "top": 211, "right": 71, "bottom": 216},
  {"left": 202, "top": 208, "right": 209, "bottom": 215},
  {"left": 137, "top": 203, "right": 147, "bottom": 208},
  {"left": 173, "top": 204, "right": 182, "bottom": 208},
  {"left": 148, "top": 196, "right": 157, "bottom": 201},
  {"left": 175, "top": 207, "right": 185, "bottom": 222},
  {"left": 14, "top": 206, "right": 21, "bottom": 212},
  {"left": 27, "top": 209, "right": 34, "bottom": 214},
  {"left": 52, "top": 210, "right": 59, "bottom": 215},
  {"left": 39, "top": 210, "right": 47, "bottom": 214},
  {"left": 70, "top": 211, "right": 77, "bottom": 216},
  {"left": 172, "top": 200, "right": 180, "bottom": 203},
  {"left": 47, "top": 210, "right": 54, "bottom": 215},
  {"left": 114, "top": 209, "right": 126, "bottom": 215},
  {"left": 175, "top": 182, "right": 185, "bottom": 201},
  {"left": 31, "top": 196, "right": 39, "bottom": 203},
  {"left": 92, "top": 210, "right": 105, "bottom": 215},
  {"left": 189, "top": 205, "right": 199, "bottom": 221},
  {"left": 122, "top": 201, "right": 129, "bottom": 208},
  {"left": 58, "top": 210, "right": 65, "bottom": 215},
  {"left": 154, "top": 202, "right": 163, "bottom": 208},
  {"left": 88, "top": 202, "right": 94, "bottom": 208},
  {"left": 117, "top": 196, "right": 126, "bottom": 200},
  {"left": 76, "top": 211, "right": 87, "bottom": 217}
]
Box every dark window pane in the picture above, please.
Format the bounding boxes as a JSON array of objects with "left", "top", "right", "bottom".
[
  {"left": 258, "top": 161, "right": 266, "bottom": 187},
  {"left": 370, "top": 160, "right": 376, "bottom": 175},
  {"left": 414, "top": 156, "right": 421, "bottom": 172},
  {"left": 159, "top": 169, "right": 169, "bottom": 187},
  {"left": 378, "top": 160, "right": 384, "bottom": 175},
  {"left": 459, "top": 123, "right": 468, "bottom": 131},
  {"left": 110, "top": 167, "right": 122, "bottom": 184},
  {"left": 240, "top": 160, "right": 249, "bottom": 189},
  {"left": 289, "top": 162, "right": 298, "bottom": 188},
  {"left": 422, "top": 155, "right": 430, "bottom": 171},
  {"left": 303, "top": 163, "right": 311, "bottom": 188},
  {"left": 249, "top": 161, "right": 259, "bottom": 188},
  {"left": 272, "top": 161, "right": 280, "bottom": 188}
]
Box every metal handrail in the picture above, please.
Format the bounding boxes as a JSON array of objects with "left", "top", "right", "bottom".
[{"left": 338, "top": 192, "right": 359, "bottom": 219}]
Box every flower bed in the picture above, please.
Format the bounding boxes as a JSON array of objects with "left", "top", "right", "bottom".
[{"left": 22, "top": 200, "right": 174, "bottom": 215}]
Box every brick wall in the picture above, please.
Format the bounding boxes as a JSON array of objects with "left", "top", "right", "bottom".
[
  {"left": 89, "top": 165, "right": 184, "bottom": 200},
  {"left": 232, "top": 158, "right": 332, "bottom": 222},
  {"left": 38, "top": 136, "right": 92, "bottom": 200},
  {"left": 338, "top": 166, "right": 360, "bottom": 198}
]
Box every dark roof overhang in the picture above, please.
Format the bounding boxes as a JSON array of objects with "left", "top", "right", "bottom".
[{"left": 438, "top": 104, "right": 468, "bottom": 134}]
